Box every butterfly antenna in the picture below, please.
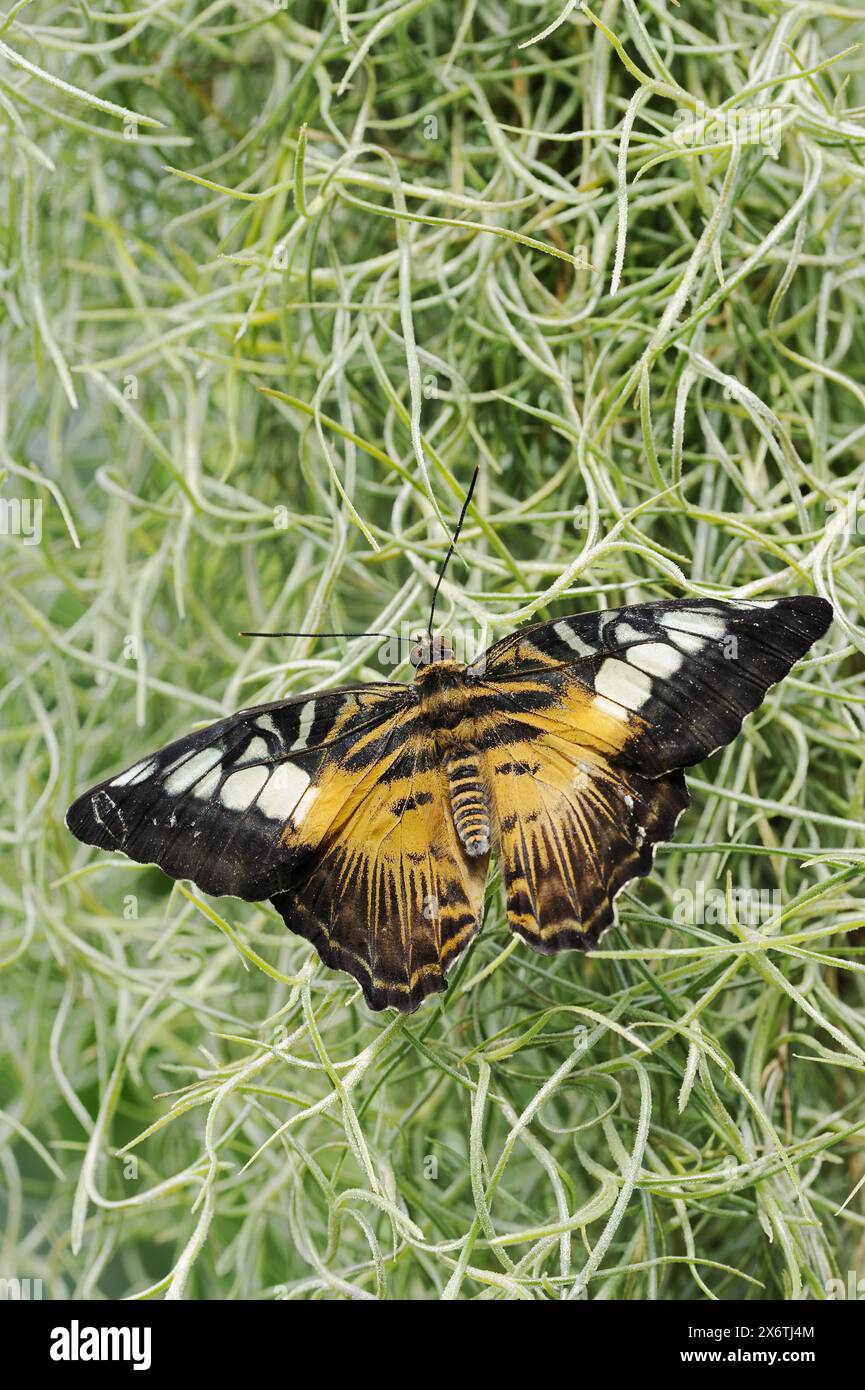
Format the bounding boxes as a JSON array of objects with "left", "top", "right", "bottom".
[
  {"left": 427, "top": 466, "right": 479, "bottom": 637},
  {"left": 240, "top": 630, "right": 409, "bottom": 641}
]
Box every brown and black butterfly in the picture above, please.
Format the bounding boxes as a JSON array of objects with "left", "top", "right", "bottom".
[
  {"left": 67, "top": 587, "right": 832, "bottom": 1013},
  {"left": 66, "top": 472, "right": 832, "bottom": 1011}
]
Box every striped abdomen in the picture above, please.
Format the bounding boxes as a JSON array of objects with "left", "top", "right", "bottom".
[{"left": 446, "top": 748, "right": 490, "bottom": 857}]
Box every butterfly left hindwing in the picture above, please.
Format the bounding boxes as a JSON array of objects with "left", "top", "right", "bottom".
[{"left": 270, "top": 740, "right": 488, "bottom": 1012}]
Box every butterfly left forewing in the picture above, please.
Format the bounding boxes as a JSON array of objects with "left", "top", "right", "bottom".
[
  {"left": 66, "top": 683, "right": 412, "bottom": 900},
  {"left": 68, "top": 681, "right": 486, "bottom": 1011}
]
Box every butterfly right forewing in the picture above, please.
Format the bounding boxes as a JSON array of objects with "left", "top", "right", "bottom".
[{"left": 478, "top": 596, "right": 832, "bottom": 776}]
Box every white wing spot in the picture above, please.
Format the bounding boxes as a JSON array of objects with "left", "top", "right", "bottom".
[
  {"left": 628, "top": 641, "right": 683, "bottom": 679},
  {"left": 165, "top": 747, "right": 223, "bottom": 795},
  {"left": 292, "top": 783, "right": 320, "bottom": 827},
  {"left": 667, "top": 630, "right": 705, "bottom": 655},
  {"left": 594, "top": 696, "right": 629, "bottom": 721},
  {"left": 290, "top": 699, "right": 316, "bottom": 752},
  {"left": 254, "top": 714, "right": 281, "bottom": 741},
  {"left": 193, "top": 766, "right": 222, "bottom": 801},
  {"left": 236, "top": 736, "right": 269, "bottom": 766},
  {"left": 258, "top": 762, "right": 311, "bottom": 820},
  {"left": 552, "top": 621, "right": 595, "bottom": 658},
  {"left": 92, "top": 791, "right": 124, "bottom": 838},
  {"left": 660, "top": 610, "right": 727, "bottom": 641},
  {"left": 614, "top": 622, "right": 644, "bottom": 645},
  {"left": 111, "top": 759, "right": 156, "bottom": 788},
  {"left": 595, "top": 658, "right": 653, "bottom": 710},
  {"left": 221, "top": 765, "right": 269, "bottom": 811}
]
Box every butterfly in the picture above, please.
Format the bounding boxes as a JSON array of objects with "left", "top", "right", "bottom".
[{"left": 67, "top": 592, "right": 831, "bottom": 1012}]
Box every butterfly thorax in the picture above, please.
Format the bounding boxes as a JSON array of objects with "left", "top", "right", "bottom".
[
  {"left": 413, "top": 659, "right": 476, "bottom": 738},
  {"left": 413, "top": 661, "right": 491, "bottom": 856}
]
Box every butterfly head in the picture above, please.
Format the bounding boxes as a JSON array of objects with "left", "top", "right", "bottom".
[{"left": 410, "top": 633, "right": 457, "bottom": 670}]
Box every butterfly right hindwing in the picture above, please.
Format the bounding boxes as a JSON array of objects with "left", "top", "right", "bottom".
[{"left": 482, "top": 730, "right": 689, "bottom": 952}]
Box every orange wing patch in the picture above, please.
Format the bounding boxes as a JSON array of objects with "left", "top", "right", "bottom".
[
  {"left": 482, "top": 730, "right": 688, "bottom": 952},
  {"left": 476, "top": 668, "right": 642, "bottom": 763},
  {"left": 270, "top": 736, "right": 488, "bottom": 1012}
]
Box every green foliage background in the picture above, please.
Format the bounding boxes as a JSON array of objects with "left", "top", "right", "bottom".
[{"left": 2, "top": 0, "right": 864, "bottom": 1300}]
